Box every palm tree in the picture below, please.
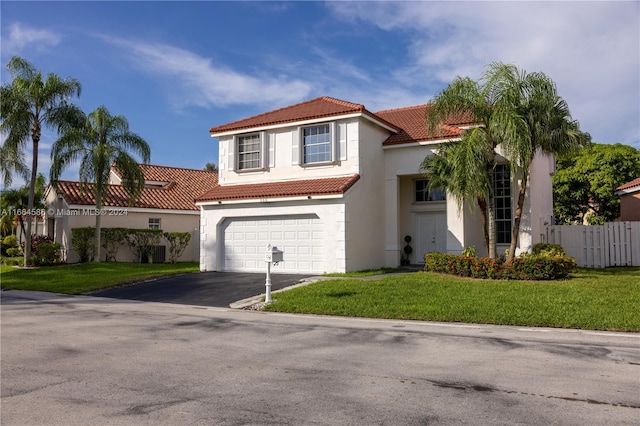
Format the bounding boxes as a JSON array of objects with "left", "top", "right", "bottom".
[
  {"left": 50, "top": 106, "right": 151, "bottom": 262},
  {"left": 0, "top": 56, "right": 81, "bottom": 266},
  {"left": 425, "top": 71, "right": 524, "bottom": 258},
  {"left": 486, "top": 63, "right": 587, "bottom": 261},
  {"left": 0, "top": 143, "right": 29, "bottom": 188}
]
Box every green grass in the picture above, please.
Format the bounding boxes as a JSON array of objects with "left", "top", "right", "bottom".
[
  {"left": 0, "top": 262, "right": 199, "bottom": 294},
  {"left": 322, "top": 268, "right": 399, "bottom": 277},
  {"left": 265, "top": 267, "right": 640, "bottom": 331}
]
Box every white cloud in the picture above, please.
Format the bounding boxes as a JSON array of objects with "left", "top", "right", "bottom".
[
  {"left": 99, "top": 36, "right": 313, "bottom": 110},
  {"left": 2, "top": 22, "right": 62, "bottom": 55},
  {"left": 328, "top": 1, "right": 640, "bottom": 146}
]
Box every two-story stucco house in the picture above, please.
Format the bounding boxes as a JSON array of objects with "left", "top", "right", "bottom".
[{"left": 196, "top": 97, "right": 555, "bottom": 274}]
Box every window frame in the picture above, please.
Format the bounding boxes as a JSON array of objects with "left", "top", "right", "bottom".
[
  {"left": 414, "top": 179, "right": 446, "bottom": 203},
  {"left": 148, "top": 218, "right": 161, "bottom": 230},
  {"left": 235, "top": 132, "right": 265, "bottom": 172},
  {"left": 301, "top": 123, "right": 334, "bottom": 166}
]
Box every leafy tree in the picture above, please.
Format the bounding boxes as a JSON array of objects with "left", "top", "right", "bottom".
[
  {"left": 50, "top": 106, "right": 150, "bottom": 262},
  {"left": 0, "top": 56, "right": 81, "bottom": 266},
  {"left": 204, "top": 162, "right": 218, "bottom": 172},
  {"left": 553, "top": 143, "right": 640, "bottom": 224}
]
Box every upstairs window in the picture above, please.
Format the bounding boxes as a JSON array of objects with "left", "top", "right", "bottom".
[
  {"left": 494, "top": 164, "right": 512, "bottom": 244},
  {"left": 415, "top": 179, "right": 446, "bottom": 202},
  {"left": 303, "top": 124, "right": 332, "bottom": 164},
  {"left": 237, "top": 134, "right": 262, "bottom": 170}
]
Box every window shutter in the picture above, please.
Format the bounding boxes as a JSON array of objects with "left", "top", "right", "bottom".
[
  {"left": 228, "top": 138, "right": 235, "bottom": 171},
  {"left": 267, "top": 132, "right": 275, "bottom": 168},
  {"left": 338, "top": 122, "right": 347, "bottom": 161},
  {"left": 291, "top": 128, "right": 300, "bottom": 165}
]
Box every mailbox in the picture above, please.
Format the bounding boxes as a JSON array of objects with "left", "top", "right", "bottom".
[{"left": 265, "top": 245, "right": 284, "bottom": 263}]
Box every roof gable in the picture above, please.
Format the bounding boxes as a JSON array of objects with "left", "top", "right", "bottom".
[
  {"left": 209, "top": 96, "right": 397, "bottom": 135},
  {"left": 56, "top": 165, "right": 218, "bottom": 211}
]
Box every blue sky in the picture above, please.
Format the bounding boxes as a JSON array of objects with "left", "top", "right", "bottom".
[{"left": 1, "top": 1, "right": 639, "bottom": 187}]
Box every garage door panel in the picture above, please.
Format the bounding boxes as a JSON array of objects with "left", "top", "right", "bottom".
[{"left": 223, "top": 215, "right": 324, "bottom": 274}]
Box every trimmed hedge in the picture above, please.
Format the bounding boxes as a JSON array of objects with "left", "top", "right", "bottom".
[{"left": 424, "top": 246, "right": 576, "bottom": 281}]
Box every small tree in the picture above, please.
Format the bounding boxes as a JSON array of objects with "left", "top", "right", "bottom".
[
  {"left": 164, "top": 232, "right": 191, "bottom": 263},
  {"left": 100, "top": 227, "right": 128, "bottom": 262},
  {"left": 127, "top": 229, "right": 163, "bottom": 264}
]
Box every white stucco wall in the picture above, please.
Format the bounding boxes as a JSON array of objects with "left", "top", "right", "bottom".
[{"left": 216, "top": 118, "right": 362, "bottom": 186}]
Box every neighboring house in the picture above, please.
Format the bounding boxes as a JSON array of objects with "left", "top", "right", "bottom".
[
  {"left": 45, "top": 164, "right": 218, "bottom": 263},
  {"left": 196, "top": 96, "right": 555, "bottom": 274},
  {"left": 615, "top": 178, "right": 640, "bottom": 221}
]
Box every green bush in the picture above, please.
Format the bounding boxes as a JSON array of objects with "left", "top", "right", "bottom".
[
  {"left": 101, "top": 227, "right": 128, "bottom": 262},
  {"left": 6, "top": 247, "right": 22, "bottom": 257},
  {"left": 71, "top": 227, "right": 95, "bottom": 262},
  {"left": 424, "top": 251, "right": 576, "bottom": 280},
  {"left": 164, "top": 232, "right": 191, "bottom": 263},
  {"left": 532, "top": 243, "right": 567, "bottom": 257},
  {"left": 32, "top": 242, "right": 61, "bottom": 266},
  {"left": 2, "top": 256, "right": 23, "bottom": 266},
  {"left": 127, "top": 229, "right": 163, "bottom": 263}
]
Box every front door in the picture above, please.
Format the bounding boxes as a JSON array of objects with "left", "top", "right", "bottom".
[{"left": 416, "top": 213, "right": 447, "bottom": 262}]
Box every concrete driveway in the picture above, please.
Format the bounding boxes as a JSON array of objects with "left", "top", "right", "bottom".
[{"left": 91, "top": 271, "right": 312, "bottom": 307}]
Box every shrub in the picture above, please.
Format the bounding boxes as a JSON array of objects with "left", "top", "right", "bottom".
[
  {"left": 532, "top": 243, "right": 567, "bottom": 257},
  {"left": 127, "top": 229, "right": 163, "bottom": 263},
  {"left": 164, "top": 232, "right": 191, "bottom": 263},
  {"left": 101, "top": 227, "right": 129, "bottom": 262},
  {"left": 23, "top": 235, "right": 54, "bottom": 252},
  {"left": 71, "top": 227, "right": 95, "bottom": 263},
  {"left": 2, "top": 256, "right": 23, "bottom": 266},
  {"left": 32, "top": 242, "right": 61, "bottom": 266},
  {"left": 6, "top": 247, "right": 23, "bottom": 257},
  {"left": 461, "top": 246, "right": 478, "bottom": 257},
  {"left": 424, "top": 251, "right": 576, "bottom": 280}
]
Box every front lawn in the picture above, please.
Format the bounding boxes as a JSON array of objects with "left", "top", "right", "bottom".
[
  {"left": 0, "top": 262, "right": 199, "bottom": 294},
  {"left": 264, "top": 267, "right": 640, "bottom": 331}
]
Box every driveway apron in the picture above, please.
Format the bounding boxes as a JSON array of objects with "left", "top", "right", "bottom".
[{"left": 91, "top": 271, "right": 311, "bottom": 307}]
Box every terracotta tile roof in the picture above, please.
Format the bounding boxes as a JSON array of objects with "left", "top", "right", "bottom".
[
  {"left": 196, "top": 175, "right": 360, "bottom": 203},
  {"left": 376, "top": 104, "right": 477, "bottom": 146},
  {"left": 57, "top": 165, "right": 218, "bottom": 211},
  {"left": 209, "top": 96, "right": 398, "bottom": 134},
  {"left": 616, "top": 177, "right": 640, "bottom": 192}
]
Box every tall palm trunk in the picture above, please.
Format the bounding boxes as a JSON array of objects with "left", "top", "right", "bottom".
[
  {"left": 476, "top": 197, "right": 490, "bottom": 256},
  {"left": 24, "top": 123, "right": 40, "bottom": 267},
  {"left": 94, "top": 190, "right": 102, "bottom": 262},
  {"left": 508, "top": 170, "right": 530, "bottom": 262}
]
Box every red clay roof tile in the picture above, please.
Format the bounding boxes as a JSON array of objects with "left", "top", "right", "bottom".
[
  {"left": 196, "top": 175, "right": 360, "bottom": 203},
  {"left": 57, "top": 165, "right": 218, "bottom": 211},
  {"left": 616, "top": 177, "right": 640, "bottom": 192},
  {"left": 376, "top": 105, "right": 476, "bottom": 145},
  {"left": 209, "top": 96, "right": 398, "bottom": 134}
]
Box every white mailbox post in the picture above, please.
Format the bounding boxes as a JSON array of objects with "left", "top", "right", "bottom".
[{"left": 264, "top": 244, "right": 284, "bottom": 303}]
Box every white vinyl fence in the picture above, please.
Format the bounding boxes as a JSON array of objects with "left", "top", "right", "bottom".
[{"left": 545, "top": 221, "right": 640, "bottom": 268}]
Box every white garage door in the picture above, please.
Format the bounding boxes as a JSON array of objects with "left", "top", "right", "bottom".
[{"left": 222, "top": 215, "right": 325, "bottom": 274}]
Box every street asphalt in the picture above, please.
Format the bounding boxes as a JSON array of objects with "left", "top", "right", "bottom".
[
  {"left": 91, "top": 271, "right": 312, "bottom": 307},
  {"left": 2, "top": 290, "right": 639, "bottom": 425}
]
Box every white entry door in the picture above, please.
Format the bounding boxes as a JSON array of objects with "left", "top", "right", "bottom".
[
  {"left": 416, "top": 212, "right": 447, "bottom": 262},
  {"left": 222, "top": 215, "right": 325, "bottom": 274}
]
